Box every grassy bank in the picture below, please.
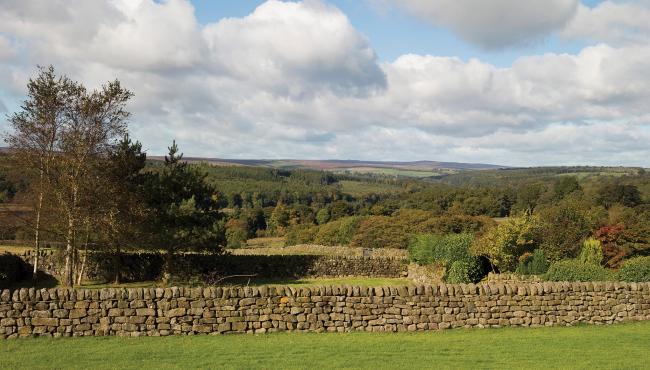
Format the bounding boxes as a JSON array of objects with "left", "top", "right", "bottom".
[{"left": 1, "top": 322, "right": 649, "bottom": 369}]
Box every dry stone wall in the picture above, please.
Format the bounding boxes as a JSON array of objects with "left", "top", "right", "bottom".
[
  {"left": 2, "top": 281, "right": 650, "bottom": 338},
  {"left": 16, "top": 251, "right": 406, "bottom": 283}
]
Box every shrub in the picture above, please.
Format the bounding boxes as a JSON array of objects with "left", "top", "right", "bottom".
[
  {"left": 545, "top": 260, "right": 613, "bottom": 282},
  {"left": 409, "top": 233, "right": 485, "bottom": 283},
  {"left": 617, "top": 256, "right": 650, "bottom": 282},
  {"left": 516, "top": 249, "right": 550, "bottom": 275},
  {"left": 337, "top": 216, "right": 364, "bottom": 245},
  {"left": 284, "top": 224, "right": 318, "bottom": 246},
  {"left": 310, "top": 216, "right": 364, "bottom": 246},
  {"left": 446, "top": 260, "right": 475, "bottom": 284},
  {"left": 313, "top": 219, "right": 343, "bottom": 246},
  {"left": 225, "top": 219, "right": 248, "bottom": 248},
  {"left": 0, "top": 253, "right": 30, "bottom": 288},
  {"left": 315, "top": 208, "right": 330, "bottom": 225},
  {"left": 350, "top": 216, "right": 410, "bottom": 249},
  {"left": 472, "top": 215, "right": 539, "bottom": 272},
  {"left": 577, "top": 238, "right": 603, "bottom": 266}
]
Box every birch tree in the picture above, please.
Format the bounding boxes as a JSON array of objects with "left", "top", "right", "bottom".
[{"left": 5, "top": 66, "right": 74, "bottom": 280}]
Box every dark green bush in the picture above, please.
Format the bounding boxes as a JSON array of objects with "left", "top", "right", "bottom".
[
  {"left": 516, "top": 249, "right": 550, "bottom": 275},
  {"left": 617, "top": 256, "right": 650, "bottom": 282},
  {"left": 0, "top": 253, "right": 30, "bottom": 288},
  {"left": 545, "top": 260, "right": 613, "bottom": 282}
]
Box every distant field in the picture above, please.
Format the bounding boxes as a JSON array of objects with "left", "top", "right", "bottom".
[
  {"left": 335, "top": 167, "right": 446, "bottom": 178},
  {"left": 2, "top": 322, "right": 649, "bottom": 369}
]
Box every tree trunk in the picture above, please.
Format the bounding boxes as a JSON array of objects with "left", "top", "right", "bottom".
[
  {"left": 64, "top": 215, "right": 74, "bottom": 287},
  {"left": 113, "top": 244, "right": 121, "bottom": 285},
  {"left": 32, "top": 190, "right": 43, "bottom": 281},
  {"left": 76, "top": 226, "right": 90, "bottom": 286},
  {"left": 163, "top": 247, "right": 173, "bottom": 286}
]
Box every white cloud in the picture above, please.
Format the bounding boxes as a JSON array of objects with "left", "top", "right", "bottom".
[
  {"left": 202, "top": 0, "right": 385, "bottom": 97},
  {"left": 562, "top": 1, "right": 650, "bottom": 45},
  {"left": 0, "top": 0, "right": 649, "bottom": 166},
  {"left": 380, "top": 0, "right": 579, "bottom": 49}
]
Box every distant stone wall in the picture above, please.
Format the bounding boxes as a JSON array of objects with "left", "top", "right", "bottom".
[
  {"left": 17, "top": 251, "right": 406, "bottom": 283},
  {"left": 2, "top": 281, "right": 649, "bottom": 338}
]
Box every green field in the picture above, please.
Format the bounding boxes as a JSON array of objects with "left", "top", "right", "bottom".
[
  {"left": 1, "top": 322, "right": 649, "bottom": 369},
  {"left": 73, "top": 277, "right": 411, "bottom": 290}
]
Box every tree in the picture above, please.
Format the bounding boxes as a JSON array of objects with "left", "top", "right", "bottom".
[
  {"left": 597, "top": 184, "right": 642, "bottom": 208},
  {"left": 50, "top": 78, "right": 132, "bottom": 286},
  {"left": 315, "top": 208, "right": 330, "bottom": 225},
  {"left": 99, "top": 135, "right": 147, "bottom": 283},
  {"left": 5, "top": 66, "right": 74, "bottom": 280},
  {"left": 143, "top": 141, "right": 224, "bottom": 284},
  {"left": 535, "top": 204, "right": 592, "bottom": 262},
  {"left": 472, "top": 215, "right": 539, "bottom": 272},
  {"left": 553, "top": 176, "right": 581, "bottom": 200},
  {"left": 268, "top": 202, "right": 290, "bottom": 235}
]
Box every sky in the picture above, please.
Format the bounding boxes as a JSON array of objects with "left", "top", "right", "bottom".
[{"left": 0, "top": 0, "right": 649, "bottom": 167}]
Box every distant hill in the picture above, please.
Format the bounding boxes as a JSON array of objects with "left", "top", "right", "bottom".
[{"left": 147, "top": 157, "right": 506, "bottom": 178}]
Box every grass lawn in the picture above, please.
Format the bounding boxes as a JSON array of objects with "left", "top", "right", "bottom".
[{"left": 1, "top": 322, "right": 649, "bottom": 369}]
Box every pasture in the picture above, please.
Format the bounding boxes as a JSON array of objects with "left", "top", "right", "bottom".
[{"left": 1, "top": 322, "right": 648, "bottom": 369}]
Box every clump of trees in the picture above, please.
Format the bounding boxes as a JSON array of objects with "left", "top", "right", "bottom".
[{"left": 4, "top": 66, "right": 224, "bottom": 286}]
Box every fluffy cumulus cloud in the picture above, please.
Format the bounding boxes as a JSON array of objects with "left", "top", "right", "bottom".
[
  {"left": 380, "top": 0, "right": 579, "bottom": 49},
  {"left": 562, "top": 1, "right": 650, "bottom": 45},
  {"left": 0, "top": 0, "right": 649, "bottom": 166}
]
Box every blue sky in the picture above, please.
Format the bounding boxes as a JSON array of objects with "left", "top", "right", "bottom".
[{"left": 1, "top": 0, "right": 649, "bottom": 166}]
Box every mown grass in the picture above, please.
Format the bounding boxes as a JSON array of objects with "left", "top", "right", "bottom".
[{"left": 1, "top": 322, "right": 649, "bottom": 369}]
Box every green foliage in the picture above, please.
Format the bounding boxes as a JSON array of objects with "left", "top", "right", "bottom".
[
  {"left": 553, "top": 176, "right": 581, "bottom": 199},
  {"left": 536, "top": 204, "right": 593, "bottom": 262},
  {"left": 284, "top": 224, "right": 319, "bottom": 246},
  {"left": 416, "top": 215, "right": 495, "bottom": 235},
  {"left": 473, "top": 215, "right": 539, "bottom": 272},
  {"left": 225, "top": 219, "right": 248, "bottom": 248},
  {"left": 408, "top": 233, "right": 472, "bottom": 265},
  {"left": 617, "top": 256, "right": 650, "bottom": 282},
  {"left": 409, "top": 233, "right": 484, "bottom": 283},
  {"left": 311, "top": 216, "right": 364, "bottom": 246},
  {"left": 597, "top": 184, "right": 642, "bottom": 208},
  {"left": 349, "top": 216, "right": 406, "bottom": 249},
  {"left": 142, "top": 141, "right": 225, "bottom": 257},
  {"left": 578, "top": 238, "right": 603, "bottom": 266},
  {"left": 315, "top": 208, "right": 330, "bottom": 225},
  {"left": 268, "top": 203, "right": 290, "bottom": 235},
  {"left": 544, "top": 260, "right": 613, "bottom": 282},
  {"left": 515, "top": 249, "right": 550, "bottom": 275},
  {"left": 446, "top": 260, "right": 481, "bottom": 284}
]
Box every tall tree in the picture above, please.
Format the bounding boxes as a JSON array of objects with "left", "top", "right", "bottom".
[
  {"left": 98, "top": 135, "right": 147, "bottom": 283},
  {"left": 50, "top": 78, "right": 132, "bottom": 286},
  {"left": 143, "top": 141, "right": 224, "bottom": 284},
  {"left": 5, "top": 66, "right": 74, "bottom": 280}
]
